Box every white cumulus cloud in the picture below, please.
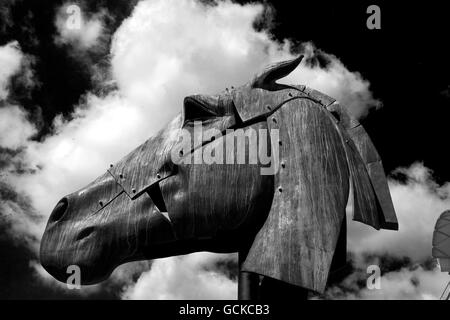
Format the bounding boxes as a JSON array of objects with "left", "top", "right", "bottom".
[
  {"left": 325, "top": 258, "right": 449, "bottom": 300},
  {"left": 122, "top": 252, "right": 236, "bottom": 300},
  {"left": 348, "top": 162, "right": 450, "bottom": 262},
  {"left": 0, "top": 41, "right": 26, "bottom": 100},
  {"left": 0, "top": 105, "right": 37, "bottom": 149}
]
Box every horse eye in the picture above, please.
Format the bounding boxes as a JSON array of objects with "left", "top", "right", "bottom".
[
  {"left": 183, "top": 96, "right": 217, "bottom": 122},
  {"left": 184, "top": 104, "right": 216, "bottom": 121}
]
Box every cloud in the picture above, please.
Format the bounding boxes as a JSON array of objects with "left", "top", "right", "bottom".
[
  {"left": 110, "top": 0, "right": 378, "bottom": 118},
  {"left": 0, "top": 0, "right": 16, "bottom": 33},
  {"left": 325, "top": 256, "right": 449, "bottom": 300},
  {"left": 54, "top": 3, "right": 107, "bottom": 51},
  {"left": 360, "top": 266, "right": 448, "bottom": 300},
  {"left": 0, "top": 41, "right": 24, "bottom": 99},
  {"left": 282, "top": 44, "right": 380, "bottom": 119},
  {"left": 121, "top": 252, "right": 237, "bottom": 300},
  {"left": 0, "top": 42, "right": 39, "bottom": 250},
  {"left": 0, "top": 105, "right": 37, "bottom": 149},
  {"left": 323, "top": 162, "right": 450, "bottom": 300},
  {"left": 0, "top": 0, "right": 427, "bottom": 299},
  {"left": 347, "top": 162, "right": 450, "bottom": 262}
]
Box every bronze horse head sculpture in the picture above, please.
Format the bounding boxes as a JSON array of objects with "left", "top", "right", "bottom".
[{"left": 40, "top": 56, "right": 398, "bottom": 297}]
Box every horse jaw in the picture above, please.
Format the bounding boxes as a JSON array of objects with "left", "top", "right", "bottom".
[{"left": 39, "top": 171, "right": 176, "bottom": 285}]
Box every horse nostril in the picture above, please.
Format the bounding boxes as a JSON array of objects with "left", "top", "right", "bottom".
[
  {"left": 50, "top": 198, "right": 68, "bottom": 223},
  {"left": 76, "top": 226, "right": 95, "bottom": 241}
]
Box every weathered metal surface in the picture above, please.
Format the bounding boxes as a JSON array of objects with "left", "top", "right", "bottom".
[
  {"left": 301, "top": 86, "right": 336, "bottom": 107},
  {"left": 107, "top": 116, "right": 180, "bottom": 200},
  {"left": 81, "top": 171, "right": 124, "bottom": 214},
  {"left": 343, "top": 135, "right": 381, "bottom": 228},
  {"left": 251, "top": 55, "right": 304, "bottom": 91},
  {"left": 242, "top": 98, "right": 350, "bottom": 293},
  {"left": 232, "top": 56, "right": 309, "bottom": 122},
  {"left": 367, "top": 161, "right": 398, "bottom": 229},
  {"left": 433, "top": 210, "right": 450, "bottom": 272},
  {"left": 232, "top": 86, "right": 306, "bottom": 122},
  {"left": 327, "top": 101, "right": 398, "bottom": 230},
  {"left": 161, "top": 121, "right": 274, "bottom": 240},
  {"left": 41, "top": 55, "right": 398, "bottom": 295}
]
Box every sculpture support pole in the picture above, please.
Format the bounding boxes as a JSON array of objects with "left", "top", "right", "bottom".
[{"left": 238, "top": 247, "right": 260, "bottom": 300}]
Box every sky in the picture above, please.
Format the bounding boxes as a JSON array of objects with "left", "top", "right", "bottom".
[{"left": 0, "top": 0, "right": 449, "bottom": 300}]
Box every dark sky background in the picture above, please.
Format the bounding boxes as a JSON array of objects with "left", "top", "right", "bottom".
[{"left": 0, "top": 0, "right": 448, "bottom": 299}]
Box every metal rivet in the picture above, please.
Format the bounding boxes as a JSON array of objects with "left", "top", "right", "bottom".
[
  {"left": 132, "top": 188, "right": 136, "bottom": 193},
  {"left": 281, "top": 162, "right": 286, "bottom": 169},
  {"left": 211, "top": 136, "right": 215, "bottom": 141},
  {"left": 278, "top": 140, "right": 282, "bottom": 146},
  {"left": 231, "top": 86, "right": 234, "bottom": 89},
  {"left": 156, "top": 174, "right": 161, "bottom": 179},
  {"left": 109, "top": 164, "right": 113, "bottom": 168},
  {"left": 272, "top": 117, "right": 277, "bottom": 124},
  {"left": 278, "top": 187, "right": 283, "bottom": 193},
  {"left": 288, "top": 92, "right": 293, "bottom": 97},
  {"left": 179, "top": 150, "right": 184, "bottom": 157},
  {"left": 119, "top": 174, "right": 124, "bottom": 179},
  {"left": 99, "top": 201, "right": 103, "bottom": 207},
  {"left": 266, "top": 105, "right": 271, "bottom": 111}
]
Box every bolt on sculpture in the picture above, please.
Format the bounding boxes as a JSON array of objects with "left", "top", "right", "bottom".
[{"left": 40, "top": 56, "right": 398, "bottom": 299}]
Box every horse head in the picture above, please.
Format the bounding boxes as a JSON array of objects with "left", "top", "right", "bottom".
[{"left": 40, "top": 56, "right": 398, "bottom": 293}]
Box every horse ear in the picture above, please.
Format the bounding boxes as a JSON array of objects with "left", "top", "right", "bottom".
[{"left": 250, "top": 55, "right": 304, "bottom": 91}]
